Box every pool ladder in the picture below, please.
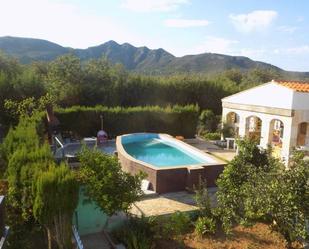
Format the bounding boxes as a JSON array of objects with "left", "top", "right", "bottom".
[{"left": 72, "top": 225, "right": 84, "bottom": 249}]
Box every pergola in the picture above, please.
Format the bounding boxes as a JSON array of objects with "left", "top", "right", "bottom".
[{"left": 222, "top": 80, "right": 309, "bottom": 164}]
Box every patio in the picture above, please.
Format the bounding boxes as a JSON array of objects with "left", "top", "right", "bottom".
[{"left": 129, "top": 188, "right": 218, "bottom": 217}]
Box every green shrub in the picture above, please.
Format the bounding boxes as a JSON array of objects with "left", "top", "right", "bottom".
[
  {"left": 194, "top": 179, "right": 212, "bottom": 218},
  {"left": 197, "top": 110, "right": 219, "bottom": 134},
  {"left": 194, "top": 217, "right": 216, "bottom": 237},
  {"left": 115, "top": 216, "right": 155, "bottom": 249},
  {"left": 202, "top": 132, "right": 221, "bottom": 141},
  {"left": 163, "top": 211, "right": 191, "bottom": 237},
  {"left": 55, "top": 105, "right": 199, "bottom": 138}
]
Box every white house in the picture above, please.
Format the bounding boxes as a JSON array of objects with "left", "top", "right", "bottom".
[{"left": 222, "top": 80, "right": 309, "bottom": 163}]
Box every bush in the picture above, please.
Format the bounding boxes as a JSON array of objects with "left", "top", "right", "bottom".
[
  {"left": 163, "top": 211, "right": 191, "bottom": 237},
  {"left": 55, "top": 105, "right": 199, "bottom": 138},
  {"left": 197, "top": 110, "right": 220, "bottom": 135},
  {"left": 115, "top": 216, "right": 155, "bottom": 249},
  {"left": 202, "top": 132, "right": 221, "bottom": 141},
  {"left": 195, "top": 217, "right": 216, "bottom": 237},
  {"left": 216, "top": 139, "right": 309, "bottom": 243}
]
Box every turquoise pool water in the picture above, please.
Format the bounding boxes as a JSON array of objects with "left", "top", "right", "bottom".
[
  {"left": 73, "top": 189, "right": 123, "bottom": 235},
  {"left": 123, "top": 138, "right": 209, "bottom": 167}
]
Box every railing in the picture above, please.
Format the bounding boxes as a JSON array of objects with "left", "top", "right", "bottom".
[
  {"left": 53, "top": 136, "right": 65, "bottom": 158},
  {"left": 54, "top": 136, "right": 64, "bottom": 148},
  {"left": 72, "top": 225, "right": 84, "bottom": 249}
]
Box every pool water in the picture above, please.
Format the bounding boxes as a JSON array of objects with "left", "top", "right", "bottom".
[
  {"left": 123, "top": 138, "right": 208, "bottom": 167},
  {"left": 73, "top": 189, "right": 123, "bottom": 235}
]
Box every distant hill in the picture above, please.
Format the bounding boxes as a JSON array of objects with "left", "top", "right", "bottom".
[{"left": 0, "top": 36, "right": 308, "bottom": 77}]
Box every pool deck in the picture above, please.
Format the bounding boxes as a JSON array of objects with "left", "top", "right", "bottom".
[
  {"left": 129, "top": 188, "right": 218, "bottom": 217},
  {"left": 184, "top": 138, "right": 236, "bottom": 162}
]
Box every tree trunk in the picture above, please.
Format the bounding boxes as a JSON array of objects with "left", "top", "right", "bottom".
[
  {"left": 46, "top": 227, "right": 52, "bottom": 249},
  {"left": 54, "top": 214, "right": 73, "bottom": 249}
]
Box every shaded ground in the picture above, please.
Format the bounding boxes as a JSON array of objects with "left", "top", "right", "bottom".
[
  {"left": 155, "top": 223, "right": 303, "bottom": 249},
  {"left": 81, "top": 232, "right": 112, "bottom": 249}
]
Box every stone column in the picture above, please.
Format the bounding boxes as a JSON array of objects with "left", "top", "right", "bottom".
[
  {"left": 238, "top": 115, "right": 246, "bottom": 139},
  {"left": 281, "top": 118, "right": 294, "bottom": 166},
  {"left": 260, "top": 117, "right": 270, "bottom": 148}
]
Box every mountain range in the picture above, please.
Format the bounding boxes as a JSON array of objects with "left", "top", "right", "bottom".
[{"left": 0, "top": 36, "right": 308, "bottom": 77}]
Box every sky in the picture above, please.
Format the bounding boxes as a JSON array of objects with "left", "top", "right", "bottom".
[{"left": 1, "top": 0, "right": 309, "bottom": 71}]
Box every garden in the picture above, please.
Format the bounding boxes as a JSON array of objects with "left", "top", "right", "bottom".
[{"left": 0, "top": 53, "right": 308, "bottom": 249}]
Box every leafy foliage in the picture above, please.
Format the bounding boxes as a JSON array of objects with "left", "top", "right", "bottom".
[
  {"left": 55, "top": 105, "right": 199, "bottom": 138},
  {"left": 195, "top": 216, "right": 216, "bottom": 237},
  {"left": 194, "top": 179, "right": 213, "bottom": 218},
  {"left": 163, "top": 211, "right": 191, "bottom": 237},
  {"left": 33, "top": 163, "right": 79, "bottom": 249},
  {"left": 78, "top": 148, "right": 144, "bottom": 216},
  {"left": 197, "top": 110, "right": 219, "bottom": 135},
  {"left": 0, "top": 50, "right": 295, "bottom": 130},
  {"left": 216, "top": 139, "right": 309, "bottom": 243},
  {"left": 1, "top": 118, "right": 54, "bottom": 248},
  {"left": 115, "top": 216, "right": 156, "bottom": 249}
]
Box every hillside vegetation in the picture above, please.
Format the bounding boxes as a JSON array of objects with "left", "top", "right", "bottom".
[
  {"left": 1, "top": 36, "right": 309, "bottom": 78},
  {"left": 0, "top": 51, "right": 291, "bottom": 130}
]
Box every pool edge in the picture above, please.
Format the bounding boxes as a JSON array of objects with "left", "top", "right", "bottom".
[{"left": 116, "top": 133, "right": 226, "bottom": 193}]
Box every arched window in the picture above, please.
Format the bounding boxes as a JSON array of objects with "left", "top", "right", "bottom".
[
  {"left": 269, "top": 119, "right": 284, "bottom": 147},
  {"left": 225, "top": 112, "right": 240, "bottom": 137},
  {"left": 245, "top": 116, "right": 262, "bottom": 143}
]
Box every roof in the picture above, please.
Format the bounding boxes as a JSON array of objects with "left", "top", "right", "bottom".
[
  {"left": 222, "top": 81, "right": 309, "bottom": 110},
  {"left": 274, "top": 80, "right": 309, "bottom": 93}
]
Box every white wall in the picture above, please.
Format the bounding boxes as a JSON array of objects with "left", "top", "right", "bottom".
[
  {"left": 292, "top": 92, "right": 309, "bottom": 110},
  {"left": 222, "top": 107, "right": 293, "bottom": 162}
]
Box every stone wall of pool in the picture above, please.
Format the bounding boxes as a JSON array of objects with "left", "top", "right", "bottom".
[{"left": 116, "top": 133, "right": 226, "bottom": 194}]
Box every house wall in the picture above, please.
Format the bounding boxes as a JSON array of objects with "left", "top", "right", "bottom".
[
  {"left": 292, "top": 92, "right": 309, "bottom": 110},
  {"left": 222, "top": 81, "right": 309, "bottom": 164},
  {"left": 291, "top": 110, "right": 309, "bottom": 147},
  {"left": 222, "top": 106, "right": 293, "bottom": 162}
]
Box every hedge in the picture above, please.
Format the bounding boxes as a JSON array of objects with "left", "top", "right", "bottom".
[{"left": 54, "top": 105, "right": 199, "bottom": 138}]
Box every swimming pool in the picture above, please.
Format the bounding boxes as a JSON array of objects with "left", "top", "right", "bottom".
[
  {"left": 117, "top": 133, "right": 225, "bottom": 193},
  {"left": 121, "top": 133, "right": 216, "bottom": 168}
]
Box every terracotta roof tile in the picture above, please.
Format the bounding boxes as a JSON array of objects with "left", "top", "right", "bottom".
[{"left": 274, "top": 80, "right": 309, "bottom": 93}]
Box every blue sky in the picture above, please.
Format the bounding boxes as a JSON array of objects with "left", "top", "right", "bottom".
[{"left": 1, "top": 0, "right": 309, "bottom": 71}]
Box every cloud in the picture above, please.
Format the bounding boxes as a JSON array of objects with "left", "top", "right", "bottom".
[
  {"left": 229, "top": 10, "right": 278, "bottom": 33},
  {"left": 121, "top": 0, "right": 189, "bottom": 12},
  {"left": 193, "top": 36, "right": 238, "bottom": 54},
  {"left": 286, "top": 46, "right": 309, "bottom": 54},
  {"left": 0, "top": 0, "right": 146, "bottom": 48},
  {"left": 164, "top": 19, "right": 210, "bottom": 28},
  {"left": 278, "top": 25, "right": 299, "bottom": 33}
]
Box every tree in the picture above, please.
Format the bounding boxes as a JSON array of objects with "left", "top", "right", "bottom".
[
  {"left": 2, "top": 118, "right": 54, "bottom": 249},
  {"left": 45, "top": 54, "right": 83, "bottom": 106},
  {"left": 242, "top": 151, "right": 309, "bottom": 243},
  {"left": 33, "top": 163, "right": 79, "bottom": 249},
  {"left": 216, "top": 139, "right": 309, "bottom": 244},
  {"left": 78, "top": 149, "right": 144, "bottom": 220},
  {"left": 197, "top": 109, "right": 219, "bottom": 135}
]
